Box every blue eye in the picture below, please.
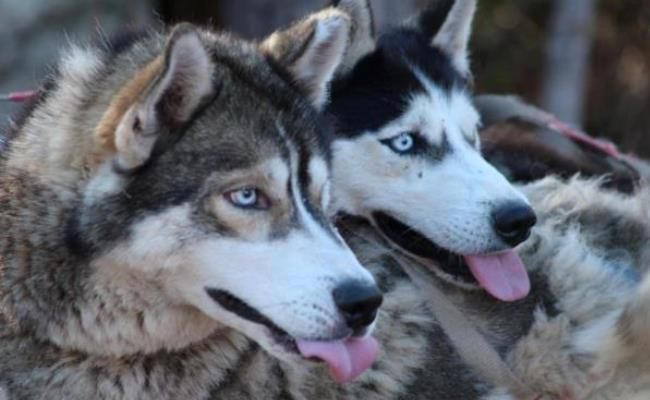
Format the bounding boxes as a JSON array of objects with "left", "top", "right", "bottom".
[
  {"left": 384, "top": 132, "right": 415, "bottom": 154},
  {"left": 225, "top": 188, "right": 270, "bottom": 210}
]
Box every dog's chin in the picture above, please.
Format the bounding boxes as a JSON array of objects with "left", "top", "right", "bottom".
[{"left": 371, "top": 212, "right": 481, "bottom": 290}]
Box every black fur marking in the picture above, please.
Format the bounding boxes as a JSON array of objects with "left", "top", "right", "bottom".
[
  {"left": 273, "top": 364, "right": 295, "bottom": 400},
  {"left": 142, "top": 357, "right": 155, "bottom": 389},
  {"left": 329, "top": 29, "right": 467, "bottom": 138},
  {"left": 207, "top": 342, "right": 260, "bottom": 396},
  {"left": 295, "top": 142, "right": 340, "bottom": 243},
  {"left": 413, "top": 0, "right": 455, "bottom": 39},
  {"left": 371, "top": 212, "right": 476, "bottom": 283},
  {"left": 77, "top": 182, "right": 200, "bottom": 256},
  {"left": 206, "top": 288, "right": 286, "bottom": 335},
  {"left": 206, "top": 289, "right": 299, "bottom": 352},
  {"left": 63, "top": 209, "right": 91, "bottom": 258}
]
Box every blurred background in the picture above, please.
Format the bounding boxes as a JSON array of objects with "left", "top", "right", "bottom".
[{"left": 1, "top": 0, "right": 648, "bottom": 156}]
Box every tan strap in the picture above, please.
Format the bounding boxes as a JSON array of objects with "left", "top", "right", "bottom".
[{"left": 397, "top": 255, "right": 537, "bottom": 400}]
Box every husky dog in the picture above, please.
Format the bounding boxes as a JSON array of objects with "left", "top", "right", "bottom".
[
  {"left": 0, "top": 7, "right": 449, "bottom": 398},
  {"left": 329, "top": 0, "right": 537, "bottom": 302},
  {"left": 326, "top": 0, "right": 650, "bottom": 398}
]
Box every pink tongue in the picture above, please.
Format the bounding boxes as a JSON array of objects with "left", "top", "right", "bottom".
[
  {"left": 296, "top": 336, "right": 379, "bottom": 383},
  {"left": 464, "top": 250, "right": 530, "bottom": 302}
]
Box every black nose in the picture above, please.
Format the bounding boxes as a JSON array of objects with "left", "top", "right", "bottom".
[
  {"left": 332, "top": 280, "right": 383, "bottom": 334},
  {"left": 491, "top": 202, "right": 537, "bottom": 247}
]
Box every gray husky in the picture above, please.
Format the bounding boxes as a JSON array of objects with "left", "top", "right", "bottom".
[
  {"left": 0, "top": 7, "right": 418, "bottom": 399},
  {"left": 326, "top": 0, "right": 650, "bottom": 398}
]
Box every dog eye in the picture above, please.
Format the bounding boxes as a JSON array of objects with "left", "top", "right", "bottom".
[
  {"left": 383, "top": 132, "right": 415, "bottom": 154},
  {"left": 225, "top": 188, "right": 270, "bottom": 210}
]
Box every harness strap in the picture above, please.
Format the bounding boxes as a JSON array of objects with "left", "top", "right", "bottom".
[
  {"left": 397, "top": 255, "right": 538, "bottom": 400},
  {"left": 0, "top": 90, "right": 37, "bottom": 103}
]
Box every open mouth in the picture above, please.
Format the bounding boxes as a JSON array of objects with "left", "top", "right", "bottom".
[
  {"left": 372, "top": 212, "right": 477, "bottom": 285},
  {"left": 206, "top": 288, "right": 299, "bottom": 351},
  {"left": 205, "top": 288, "right": 379, "bottom": 383},
  {"left": 371, "top": 212, "right": 531, "bottom": 302}
]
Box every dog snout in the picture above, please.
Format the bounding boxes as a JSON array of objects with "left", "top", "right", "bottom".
[
  {"left": 491, "top": 201, "right": 537, "bottom": 247},
  {"left": 332, "top": 280, "right": 383, "bottom": 336}
]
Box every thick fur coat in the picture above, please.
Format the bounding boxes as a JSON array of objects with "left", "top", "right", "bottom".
[
  {"left": 0, "top": 13, "right": 440, "bottom": 400},
  {"left": 1, "top": 1, "right": 650, "bottom": 399}
]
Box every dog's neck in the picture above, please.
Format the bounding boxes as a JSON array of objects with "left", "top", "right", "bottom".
[
  {"left": 0, "top": 315, "right": 286, "bottom": 398},
  {"left": 50, "top": 259, "right": 222, "bottom": 356}
]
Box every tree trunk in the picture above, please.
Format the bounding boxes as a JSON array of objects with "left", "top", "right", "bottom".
[{"left": 541, "top": 0, "right": 596, "bottom": 126}]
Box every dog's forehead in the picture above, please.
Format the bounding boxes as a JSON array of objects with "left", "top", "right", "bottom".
[
  {"left": 378, "top": 29, "right": 467, "bottom": 92},
  {"left": 202, "top": 35, "right": 333, "bottom": 160},
  {"left": 175, "top": 61, "right": 331, "bottom": 170},
  {"left": 402, "top": 76, "right": 479, "bottom": 143},
  {"left": 329, "top": 29, "right": 469, "bottom": 139},
  {"left": 176, "top": 109, "right": 330, "bottom": 189}
]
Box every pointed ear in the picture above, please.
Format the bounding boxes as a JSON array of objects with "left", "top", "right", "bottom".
[
  {"left": 261, "top": 9, "right": 351, "bottom": 110},
  {"left": 95, "top": 24, "right": 215, "bottom": 171},
  {"left": 404, "top": 0, "right": 455, "bottom": 39},
  {"left": 431, "top": 0, "right": 477, "bottom": 76},
  {"left": 332, "top": 0, "right": 375, "bottom": 77}
]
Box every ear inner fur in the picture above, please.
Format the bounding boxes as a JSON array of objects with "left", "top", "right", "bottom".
[
  {"left": 260, "top": 9, "right": 351, "bottom": 109},
  {"left": 90, "top": 56, "right": 164, "bottom": 169},
  {"left": 432, "top": 0, "right": 477, "bottom": 76},
  {"left": 92, "top": 26, "right": 214, "bottom": 173}
]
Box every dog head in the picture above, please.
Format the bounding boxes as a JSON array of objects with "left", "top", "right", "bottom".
[
  {"left": 327, "top": 0, "right": 536, "bottom": 301},
  {"left": 6, "top": 13, "right": 382, "bottom": 382}
]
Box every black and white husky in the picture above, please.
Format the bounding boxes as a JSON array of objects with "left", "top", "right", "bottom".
[
  {"left": 326, "top": 0, "right": 650, "bottom": 398},
  {"left": 328, "top": 0, "right": 535, "bottom": 302}
]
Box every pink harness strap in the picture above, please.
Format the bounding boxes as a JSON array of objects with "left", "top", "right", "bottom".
[
  {"left": 0, "top": 90, "right": 38, "bottom": 103},
  {"left": 544, "top": 115, "right": 622, "bottom": 159}
]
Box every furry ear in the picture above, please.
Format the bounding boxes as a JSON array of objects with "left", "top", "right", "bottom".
[
  {"left": 96, "top": 24, "right": 214, "bottom": 171},
  {"left": 431, "top": 0, "right": 477, "bottom": 75},
  {"left": 332, "top": 0, "right": 375, "bottom": 77},
  {"left": 261, "top": 9, "right": 351, "bottom": 110},
  {"left": 406, "top": 0, "right": 476, "bottom": 76}
]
